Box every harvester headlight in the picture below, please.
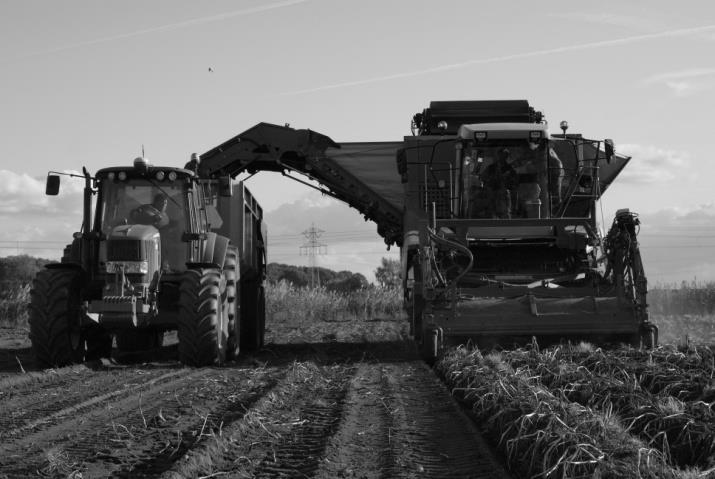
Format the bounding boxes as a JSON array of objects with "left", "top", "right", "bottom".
[
  {"left": 118, "top": 171, "right": 127, "bottom": 181},
  {"left": 473, "top": 131, "right": 488, "bottom": 141},
  {"left": 106, "top": 261, "right": 149, "bottom": 274},
  {"left": 155, "top": 170, "right": 165, "bottom": 181},
  {"left": 168, "top": 171, "right": 177, "bottom": 181},
  {"left": 107, "top": 172, "right": 115, "bottom": 180},
  {"left": 529, "top": 130, "right": 543, "bottom": 140}
]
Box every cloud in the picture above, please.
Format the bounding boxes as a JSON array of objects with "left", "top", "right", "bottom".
[
  {"left": 643, "top": 68, "right": 715, "bottom": 97},
  {"left": 0, "top": 170, "right": 84, "bottom": 215},
  {"left": 282, "top": 23, "right": 715, "bottom": 95},
  {"left": 264, "top": 190, "right": 382, "bottom": 238},
  {"left": 616, "top": 144, "right": 690, "bottom": 184},
  {"left": 636, "top": 205, "right": 715, "bottom": 283},
  {"left": 0, "top": 170, "right": 85, "bottom": 258}
]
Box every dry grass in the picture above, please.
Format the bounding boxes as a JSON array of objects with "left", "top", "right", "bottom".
[
  {"left": 438, "top": 343, "right": 715, "bottom": 478},
  {"left": 265, "top": 280, "right": 406, "bottom": 344},
  {"left": 438, "top": 346, "right": 676, "bottom": 478},
  {"left": 0, "top": 282, "right": 30, "bottom": 328}
]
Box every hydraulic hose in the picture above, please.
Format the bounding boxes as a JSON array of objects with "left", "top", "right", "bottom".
[{"left": 427, "top": 229, "right": 474, "bottom": 286}]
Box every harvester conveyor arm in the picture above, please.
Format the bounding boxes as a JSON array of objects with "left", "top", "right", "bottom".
[{"left": 199, "top": 123, "right": 404, "bottom": 246}]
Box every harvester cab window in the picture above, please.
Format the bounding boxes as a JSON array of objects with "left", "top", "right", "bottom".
[{"left": 462, "top": 141, "right": 560, "bottom": 219}]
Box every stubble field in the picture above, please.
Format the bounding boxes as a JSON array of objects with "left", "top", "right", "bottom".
[{"left": 0, "top": 282, "right": 714, "bottom": 478}]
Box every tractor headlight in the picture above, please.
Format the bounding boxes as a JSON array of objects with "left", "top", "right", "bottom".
[
  {"left": 106, "top": 261, "right": 149, "bottom": 274},
  {"left": 118, "top": 171, "right": 127, "bottom": 181},
  {"left": 155, "top": 170, "right": 165, "bottom": 181}
]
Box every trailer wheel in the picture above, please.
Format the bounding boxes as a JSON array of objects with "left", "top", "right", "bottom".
[
  {"left": 411, "top": 294, "right": 424, "bottom": 342},
  {"left": 640, "top": 324, "right": 658, "bottom": 350},
  {"left": 240, "top": 281, "right": 265, "bottom": 352},
  {"left": 28, "top": 269, "right": 86, "bottom": 367},
  {"left": 224, "top": 247, "right": 240, "bottom": 360},
  {"left": 177, "top": 268, "right": 228, "bottom": 366},
  {"left": 419, "top": 326, "right": 439, "bottom": 365}
]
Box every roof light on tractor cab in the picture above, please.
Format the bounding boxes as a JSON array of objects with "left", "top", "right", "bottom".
[
  {"left": 168, "top": 171, "right": 177, "bottom": 181},
  {"left": 473, "top": 131, "right": 488, "bottom": 141},
  {"left": 118, "top": 171, "right": 127, "bottom": 181},
  {"left": 133, "top": 156, "right": 150, "bottom": 174},
  {"left": 107, "top": 172, "right": 115, "bottom": 180},
  {"left": 155, "top": 170, "right": 165, "bottom": 181},
  {"left": 529, "top": 130, "right": 543, "bottom": 140}
]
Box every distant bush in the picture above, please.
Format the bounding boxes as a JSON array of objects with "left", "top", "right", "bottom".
[
  {"left": 0, "top": 255, "right": 52, "bottom": 284},
  {"left": 266, "top": 262, "right": 368, "bottom": 292}
]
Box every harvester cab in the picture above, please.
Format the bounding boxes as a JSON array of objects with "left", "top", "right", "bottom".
[
  {"left": 31, "top": 155, "right": 267, "bottom": 368},
  {"left": 403, "top": 101, "right": 656, "bottom": 359}
]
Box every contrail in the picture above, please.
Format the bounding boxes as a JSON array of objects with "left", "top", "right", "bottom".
[
  {"left": 282, "top": 23, "right": 715, "bottom": 95},
  {"left": 19, "top": 0, "right": 306, "bottom": 59}
]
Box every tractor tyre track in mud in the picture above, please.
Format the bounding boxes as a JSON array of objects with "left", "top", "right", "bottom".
[{"left": 0, "top": 340, "right": 512, "bottom": 478}]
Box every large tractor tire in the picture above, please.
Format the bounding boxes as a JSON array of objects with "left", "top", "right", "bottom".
[
  {"left": 115, "top": 329, "right": 163, "bottom": 352},
  {"left": 240, "top": 281, "right": 265, "bottom": 352},
  {"left": 224, "top": 247, "right": 240, "bottom": 361},
  {"left": 28, "top": 269, "right": 86, "bottom": 368},
  {"left": 177, "top": 268, "right": 229, "bottom": 366}
]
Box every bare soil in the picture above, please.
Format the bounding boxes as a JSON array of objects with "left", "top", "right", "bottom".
[{"left": 0, "top": 319, "right": 512, "bottom": 479}]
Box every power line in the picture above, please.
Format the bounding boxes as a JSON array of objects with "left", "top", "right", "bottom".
[{"left": 299, "top": 223, "right": 327, "bottom": 288}]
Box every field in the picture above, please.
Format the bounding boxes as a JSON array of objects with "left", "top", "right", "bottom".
[{"left": 0, "top": 281, "right": 714, "bottom": 478}]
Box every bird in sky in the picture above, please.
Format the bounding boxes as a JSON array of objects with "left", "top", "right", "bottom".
[{"left": 208, "top": 67, "right": 214, "bottom": 72}]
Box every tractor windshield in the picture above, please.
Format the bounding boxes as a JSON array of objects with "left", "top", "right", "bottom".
[{"left": 98, "top": 179, "right": 189, "bottom": 270}]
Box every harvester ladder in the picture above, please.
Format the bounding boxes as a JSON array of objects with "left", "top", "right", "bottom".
[{"left": 555, "top": 163, "right": 599, "bottom": 218}]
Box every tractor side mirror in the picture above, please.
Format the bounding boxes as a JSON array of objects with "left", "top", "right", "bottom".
[
  {"left": 604, "top": 139, "right": 615, "bottom": 164},
  {"left": 219, "top": 176, "right": 233, "bottom": 197},
  {"left": 46, "top": 174, "right": 60, "bottom": 195}
]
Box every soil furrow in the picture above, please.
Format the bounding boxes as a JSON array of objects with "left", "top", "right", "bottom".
[
  {"left": 0, "top": 367, "right": 211, "bottom": 477},
  {"left": 313, "top": 363, "right": 394, "bottom": 478},
  {"left": 161, "top": 362, "right": 354, "bottom": 479},
  {"left": 109, "top": 367, "right": 283, "bottom": 478},
  {"left": 1, "top": 368, "right": 186, "bottom": 437},
  {"left": 380, "top": 362, "right": 512, "bottom": 479}
]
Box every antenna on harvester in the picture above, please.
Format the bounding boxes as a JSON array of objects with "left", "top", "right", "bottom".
[{"left": 299, "top": 223, "right": 327, "bottom": 288}]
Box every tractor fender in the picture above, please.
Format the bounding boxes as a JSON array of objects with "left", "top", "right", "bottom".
[{"left": 190, "top": 232, "right": 230, "bottom": 269}]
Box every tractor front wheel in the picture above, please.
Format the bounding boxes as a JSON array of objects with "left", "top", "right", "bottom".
[
  {"left": 28, "top": 269, "right": 86, "bottom": 368},
  {"left": 177, "top": 268, "right": 228, "bottom": 366}
]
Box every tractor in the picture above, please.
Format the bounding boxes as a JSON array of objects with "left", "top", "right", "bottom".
[{"left": 29, "top": 156, "right": 266, "bottom": 367}]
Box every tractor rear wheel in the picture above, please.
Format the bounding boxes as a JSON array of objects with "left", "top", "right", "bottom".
[
  {"left": 177, "top": 268, "right": 228, "bottom": 366},
  {"left": 224, "top": 247, "right": 240, "bottom": 361},
  {"left": 28, "top": 269, "right": 86, "bottom": 368}
]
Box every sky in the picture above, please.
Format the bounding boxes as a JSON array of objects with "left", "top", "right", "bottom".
[{"left": 1, "top": 0, "right": 714, "bottom": 284}]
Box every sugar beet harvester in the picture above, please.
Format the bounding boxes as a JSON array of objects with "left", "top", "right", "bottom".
[
  {"left": 172, "top": 99, "right": 654, "bottom": 362},
  {"left": 29, "top": 99, "right": 655, "bottom": 366},
  {"left": 30, "top": 159, "right": 266, "bottom": 367}
]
